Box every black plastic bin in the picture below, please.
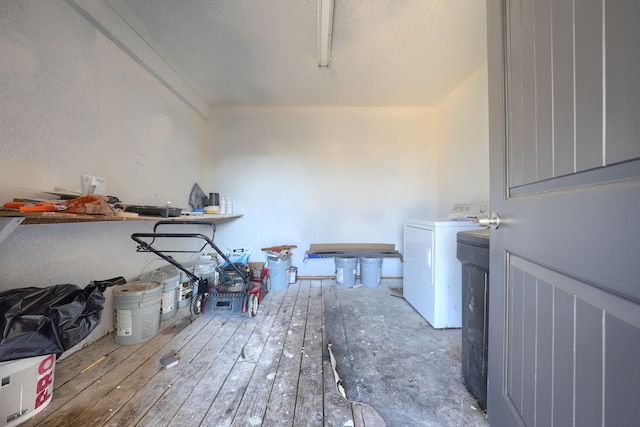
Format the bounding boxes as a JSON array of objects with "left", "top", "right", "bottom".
[{"left": 456, "top": 229, "right": 490, "bottom": 410}]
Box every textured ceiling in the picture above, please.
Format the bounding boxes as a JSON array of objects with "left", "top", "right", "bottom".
[{"left": 107, "top": 0, "right": 487, "bottom": 107}]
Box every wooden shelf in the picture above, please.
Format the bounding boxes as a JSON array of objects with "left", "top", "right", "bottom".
[{"left": 0, "top": 211, "right": 243, "bottom": 225}]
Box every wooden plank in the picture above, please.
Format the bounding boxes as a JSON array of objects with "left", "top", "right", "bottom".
[
  {"left": 129, "top": 313, "right": 241, "bottom": 426},
  {"left": 229, "top": 284, "right": 301, "bottom": 426},
  {"left": 57, "top": 331, "right": 122, "bottom": 388},
  {"left": 262, "top": 281, "right": 311, "bottom": 426},
  {"left": 0, "top": 211, "right": 243, "bottom": 224},
  {"left": 162, "top": 314, "right": 249, "bottom": 426},
  {"left": 200, "top": 357, "right": 257, "bottom": 426},
  {"left": 100, "top": 313, "right": 226, "bottom": 427},
  {"left": 294, "top": 280, "right": 325, "bottom": 426},
  {"left": 166, "top": 286, "right": 292, "bottom": 426},
  {"left": 57, "top": 313, "right": 204, "bottom": 427},
  {"left": 198, "top": 289, "right": 288, "bottom": 426}
]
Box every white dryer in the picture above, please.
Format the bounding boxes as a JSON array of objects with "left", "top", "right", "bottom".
[{"left": 403, "top": 203, "right": 487, "bottom": 329}]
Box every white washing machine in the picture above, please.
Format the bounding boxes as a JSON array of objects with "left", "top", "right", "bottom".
[{"left": 403, "top": 203, "right": 487, "bottom": 329}]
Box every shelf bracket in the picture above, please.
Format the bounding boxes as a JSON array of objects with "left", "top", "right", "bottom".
[{"left": 0, "top": 217, "right": 25, "bottom": 246}]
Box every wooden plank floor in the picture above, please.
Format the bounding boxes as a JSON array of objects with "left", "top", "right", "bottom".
[{"left": 22, "top": 280, "right": 385, "bottom": 427}]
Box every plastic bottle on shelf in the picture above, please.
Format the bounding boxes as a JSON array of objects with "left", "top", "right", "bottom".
[
  {"left": 219, "top": 197, "right": 226, "bottom": 215},
  {"left": 226, "top": 197, "right": 233, "bottom": 215}
]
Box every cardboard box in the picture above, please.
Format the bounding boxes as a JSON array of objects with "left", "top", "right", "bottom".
[
  {"left": 248, "top": 262, "right": 266, "bottom": 279},
  {"left": 305, "top": 243, "right": 402, "bottom": 260}
]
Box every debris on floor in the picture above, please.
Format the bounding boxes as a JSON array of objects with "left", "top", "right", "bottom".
[
  {"left": 327, "top": 344, "right": 346, "bottom": 398},
  {"left": 160, "top": 353, "right": 179, "bottom": 369}
]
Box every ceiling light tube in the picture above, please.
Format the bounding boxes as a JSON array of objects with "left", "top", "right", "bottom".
[{"left": 317, "top": 0, "right": 334, "bottom": 67}]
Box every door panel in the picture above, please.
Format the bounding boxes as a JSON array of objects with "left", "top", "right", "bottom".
[
  {"left": 605, "top": 314, "right": 640, "bottom": 426},
  {"left": 607, "top": 1, "right": 640, "bottom": 162},
  {"left": 505, "top": 0, "right": 636, "bottom": 186},
  {"left": 532, "top": 0, "right": 553, "bottom": 181},
  {"left": 499, "top": 256, "right": 640, "bottom": 426},
  {"left": 574, "top": 0, "right": 603, "bottom": 171},
  {"left": 487, "top": 0, "right": 640, "bottom": 425},
  {"left": 550, "top": 0, "right": 577, "bottom": 178}
]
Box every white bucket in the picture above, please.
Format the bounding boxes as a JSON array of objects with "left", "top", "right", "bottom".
[
  {"left": 0, "top": 354, "right": 55, "bottom": 427},
  {"left": 268, "top": 257, "right": 292, "bottom": 291},
  {"left": 192, "top": 260, "right": 217, "bottom": 280},
  {"left": 335, "top": 257, "right": 357, "bottom": 287},
  {"left": 113, "top": 281, "right": 162, "bottom": 345},
  {"left": 140, "top": 266, "right": 180, "bottom": 321},
  {"left": 192, "top": 260, "right": 218, "bottom": 290},
  {"left": 360, "top": 257, "right": 382, "bottom": 287}
]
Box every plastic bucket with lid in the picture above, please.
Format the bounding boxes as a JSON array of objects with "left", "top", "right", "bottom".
[
  {"left": 335, "top": 257, "right": 357, "bottom": 287},
  {"left": 267, "top": 257, "right": 292, "bottom": 291},
  {"left": 192, "top": 259, "right": 218, "bottom": 290},
  {"left": 359, "top": 257, "right": 382, "bottom": 287},
  {"left": 113, "top": 281, "right": 162, "bottom": 345},
  {"left": 0, "top": 354, "right": 56, "bottom": 426},
  {"left": 140, "top": 266, "right": 180, "bottom": 321}
]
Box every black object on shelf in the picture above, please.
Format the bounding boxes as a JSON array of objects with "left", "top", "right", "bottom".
[
  {"left": 456, "top": 228, "right": 490, "bottom": 411},
  {"left": 124, "top": 205, "right": 182, "bottom": 217}
]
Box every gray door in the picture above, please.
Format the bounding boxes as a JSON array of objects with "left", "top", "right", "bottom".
[{"left": 486, "top": 1, "right": 640, "bottom": 426}]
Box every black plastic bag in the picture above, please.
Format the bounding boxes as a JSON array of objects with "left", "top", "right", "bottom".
[{"left": 0, "top": 277, "right": 125, "bottom": 362}]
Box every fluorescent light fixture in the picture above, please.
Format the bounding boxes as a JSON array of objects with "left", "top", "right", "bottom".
[{"left": 317, "top": 0, "right": 335, "bottom": 67}]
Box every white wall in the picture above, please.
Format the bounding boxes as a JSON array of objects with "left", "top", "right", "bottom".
[
  {"left": 0, "top": 0, "right": 209, "bottom": 353},
  {"left": 0, "top": 0, "right": 209, "bottom": 204},
  {"left": 205, "top": 67, "right": 490, "bottom": 278},
  {"left": 206, "top": 107, "right": 438, "bottom": 277},
  {"left": 435, "top": 64, "right": 490, "bottom": 216}
]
